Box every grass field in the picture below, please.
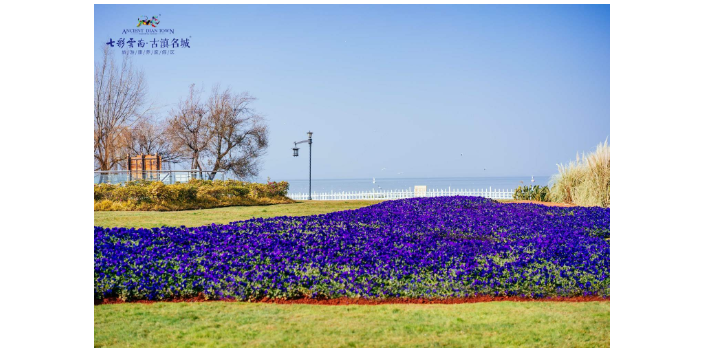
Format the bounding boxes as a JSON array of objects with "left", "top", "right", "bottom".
[
  {"left": 94, "top": 302, "right": 609, "bottom": 348},
  {"left": 94, "top": 200, "right": 383, "bottom": 228},
  {"left": 94, "top": 200, "right": 609, "bottom": 347}
]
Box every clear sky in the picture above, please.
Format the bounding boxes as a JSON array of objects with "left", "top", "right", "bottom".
[{"left": 95, "top": 4, "right": 609, "bottom": 181}]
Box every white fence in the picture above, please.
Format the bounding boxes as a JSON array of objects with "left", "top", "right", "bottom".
[
  {"left": 287, "top": 187, "right": 514, "bottom": 201},
  {"left": 94, "top": 170, "right": 226, "bottom": 185}
]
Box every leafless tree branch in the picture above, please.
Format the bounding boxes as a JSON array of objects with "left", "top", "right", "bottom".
[{"left": 94, "top": 46, "right": 152, "bottom": 171}]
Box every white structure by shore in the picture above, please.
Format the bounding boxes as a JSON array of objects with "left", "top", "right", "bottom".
[{"left": 287, "top": 186, "right": 513, "bottom": 201}]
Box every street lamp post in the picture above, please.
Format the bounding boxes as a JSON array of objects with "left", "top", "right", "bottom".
[{"left": 292, "top": 131, "right": 313, "bottom": 200}]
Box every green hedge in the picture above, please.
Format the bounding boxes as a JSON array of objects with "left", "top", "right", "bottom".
[{"left": 95, "top": 179, "right": 293, "bottom": 211}]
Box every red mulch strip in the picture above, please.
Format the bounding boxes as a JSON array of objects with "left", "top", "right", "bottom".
[{"left": 95, "top": 295, "right": 608, "bottom": 306}]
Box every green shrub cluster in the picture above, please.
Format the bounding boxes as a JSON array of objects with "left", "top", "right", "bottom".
[
  {"left": 95, "top": 179, "right": 293, "bottom": 211},
  {"left": 513, "top": 185, "right": 551, "bottom": 202}
]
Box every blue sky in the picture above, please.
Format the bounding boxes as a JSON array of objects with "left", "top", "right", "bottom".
[{"left": 95, "top": 4, "right": 609, "bottom": 181}]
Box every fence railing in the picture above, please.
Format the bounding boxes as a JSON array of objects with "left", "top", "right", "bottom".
[
  {"left": 94, "top": 170, "right": 227, "bottom": 185},
  {"left": 286, "top": 187, "right": 514, "bottom": 201}
]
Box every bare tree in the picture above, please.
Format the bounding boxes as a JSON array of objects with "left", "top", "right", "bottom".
[
  {"left": 123, "top": 117, "right": 182, "bottom": 165},
  {"left": 166, "top": 84, "right": 269, "bottom": 180},
  {"left": 205, "top": 86, "right": 269, "bottom": 180},
  {"left": 94, "top": 46, "right": 150, "bottom": 171},
  {"left": 166, "top": 84, "right": 211, "bottom": 172}
]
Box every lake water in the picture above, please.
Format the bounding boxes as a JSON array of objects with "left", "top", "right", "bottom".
[{"left": 285, "top": 176, "right": 552, "bottom": 194}]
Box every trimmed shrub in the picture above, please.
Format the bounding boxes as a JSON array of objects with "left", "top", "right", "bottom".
[{"left": 94, "top": 179, "right": 293, "bottom": 211}]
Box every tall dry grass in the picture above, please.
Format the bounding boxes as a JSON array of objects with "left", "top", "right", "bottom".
[{"left": 550, "top": 139, "right": 610, "bottom": 207}]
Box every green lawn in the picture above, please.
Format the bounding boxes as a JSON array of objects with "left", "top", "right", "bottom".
[
  {"left": 94, "top": 200, "right": 383, "bottom": 228},
  {"left": 94, "top": 199, "right": 609, "bottom": 347},
  {"left": 95, "top": 302, "right": 609, "bottom": 348}
]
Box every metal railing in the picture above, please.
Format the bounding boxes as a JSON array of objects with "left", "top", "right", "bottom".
[{"left": 94, "top": 170, "right": 227, "bottom": 185}]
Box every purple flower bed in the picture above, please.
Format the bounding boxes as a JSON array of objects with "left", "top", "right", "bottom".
[{"left": 95, "top": 196, "right": 610, "bottom": 301}]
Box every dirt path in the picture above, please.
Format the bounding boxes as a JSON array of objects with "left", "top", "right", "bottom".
[{"left": 501, "top": 200, "right": 577, "bottom": 207}]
